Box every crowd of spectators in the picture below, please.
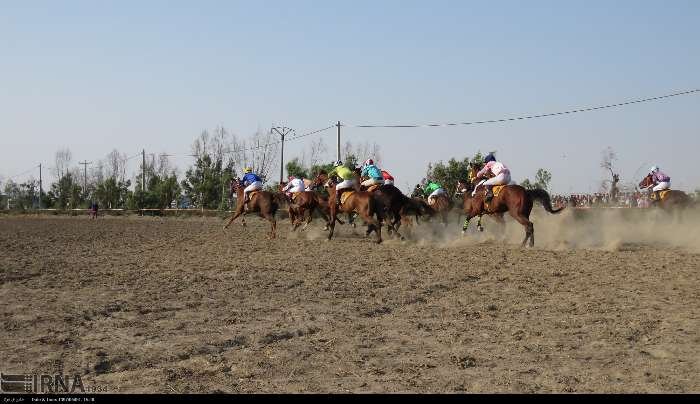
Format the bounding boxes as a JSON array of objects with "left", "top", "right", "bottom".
[{"left": 551, "top": 191, "right": 655, "bottom": 209}]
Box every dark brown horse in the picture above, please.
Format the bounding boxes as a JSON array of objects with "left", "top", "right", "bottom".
[
  {"left": 459, "top": 169, "right": 564, "bottom": 247},
  {"left": 224, "top": 178, "right": 279, "bottom": 239},
  {"left": 368, "top": 184, "right": 430, "bottom": 239},
  {"left": 320, "top": 174, "right": 384, "bottom": 243},
  {"left": 638, "top": 174, "right": 692, "bottom": 210}
]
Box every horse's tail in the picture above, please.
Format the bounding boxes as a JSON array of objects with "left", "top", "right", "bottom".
[{"left": 526, "top": 188, "right": 565, "bottom": 214}]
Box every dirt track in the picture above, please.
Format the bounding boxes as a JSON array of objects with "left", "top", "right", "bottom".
[{"left": 1, "top": 213, "right": 698, "bottom": 393}]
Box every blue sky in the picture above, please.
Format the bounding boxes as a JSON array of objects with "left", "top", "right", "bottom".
[{"left": 1, "top": 0, "right": 699, "bottom": 194}]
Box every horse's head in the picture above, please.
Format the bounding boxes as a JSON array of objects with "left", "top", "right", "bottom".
[
  {"left": 312, "top": 172, "right": 328, "bottom": 189},
  {"left": 639, "top": 174, "right": 653, "bottom": 188},
  {"left": 468, "top": 163, "right": 483, "bottom": 185},
  {"left": 456, "top": 179, "right": 471, "bottom": 195}
]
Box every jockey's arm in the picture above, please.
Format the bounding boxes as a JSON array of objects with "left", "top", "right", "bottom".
[{"left": 475, "top": 167, "right": 489, "bottom": 179}]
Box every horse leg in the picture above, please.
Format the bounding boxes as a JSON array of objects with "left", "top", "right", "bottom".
[
  {"left": 328, "top": 208, "right": 337, "bottom": 240},
  {"left": 476, "top": 215, "right": 485, "bottom": 232},
  {"left": 492, "top": 213, "right": 506, "bottom": 241},
  {"left": 224, "top": 209, "right": 244, "bottom": 229},
  {"left": 261, "top": 210, "right": 276, "bottom": 239},
  {"left": 462, "top": 212, "right": 476, "bottom": 234},
  {"left": 508, "top": 210, "right": 534, "bottom": 247}
]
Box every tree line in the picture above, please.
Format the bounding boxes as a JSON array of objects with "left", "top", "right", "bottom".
[{"left": 1, "top": 126, "right": 559, "bottom": 211}]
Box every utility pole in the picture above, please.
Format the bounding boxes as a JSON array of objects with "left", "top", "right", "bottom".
[
  {"left": 336, "top": 121, "right": 341, "bottom": 162},
  {"left": 271, "top": 126, "right": 294, "bottom": 183},
  {"left": 141, "top": 149, "right": 146, "bottom": 213},
  {"left": 79, "top": 160, "right": 92, "bottom": 201},
  {"left": 38, "top": 163, "right": 43, "bottom": 209}
]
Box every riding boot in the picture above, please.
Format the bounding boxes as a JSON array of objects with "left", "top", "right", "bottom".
[{"left": 485, "top": 186, "right": 494, "bottom": 202}]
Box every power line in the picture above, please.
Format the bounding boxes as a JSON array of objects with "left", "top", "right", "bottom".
[
  {"left": 220, "top": 124, "right": 336, "bottom": 154},
  {"left": 345, "top": 88, "right": 700, "bottom": 128},
  {"left": 7, "top": 165, "right": 39, "bottom": 180}
]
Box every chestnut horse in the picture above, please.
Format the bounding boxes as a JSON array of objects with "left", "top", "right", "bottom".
[
  {"left": 224, "top": 178, "right": 279, "bottom": 239},
  {"left": 320, "top": 174, "right": 384, "bottom": 243},
  {"left": 459, "top": 166, "right": 564, "bottom": 247},
  {"left": 423, "top": 192, "right": 453, "bottom": 226},
  {"left": 638, "top": 174, "right": 692, "bottom": 210}
]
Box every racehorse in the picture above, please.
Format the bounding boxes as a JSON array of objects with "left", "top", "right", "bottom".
[
  {"left": 638, "top": 174, "right": 693, "bottom": 210},
  {"left": 422, "top": 192, "right": 453, "bottom": 226},
  {"left": 279, "top": 182, "right": 340, "bottom": 231},
  {"left": 319, "top": 174, "right": 384, "bottom": 243},
  {"left": 366, "top": 184, "right": 430, "bottom": 239},
  {"left": 224, "top": 178, "right": 279, "bottom": 239},
  {"left": 459, "top": 166, "right": 564, "bottom": 247}
]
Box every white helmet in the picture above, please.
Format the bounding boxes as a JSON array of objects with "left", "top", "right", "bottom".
[
  {"left": 649, "top": 165, "right": 659, "bottom": 173},
  {"left": 333, "top": 160, "right": 343, "bottom": 167}
]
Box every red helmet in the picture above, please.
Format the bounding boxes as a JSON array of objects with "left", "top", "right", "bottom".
[{"left": 364, "top": 158, "right": 374, "bottom": 166}]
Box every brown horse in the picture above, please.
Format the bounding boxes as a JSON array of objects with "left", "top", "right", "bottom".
[
  {"left": 366, "top": 184, "right": 430, "bottom": 239},
  {"left": 224, "top": 178, "right": 279, "bottom": 239},
  {"left": 320, "top": 174, "right": 384, "bottom": 243},
  {"left": 459, "top": 168, "right": 564, "bottom": 247},
  {"left": 638, "top": 174, "right": 692, "bottom": 210},
  {"left": 428, "top": 193, "right": 453, "bottom": 226}
]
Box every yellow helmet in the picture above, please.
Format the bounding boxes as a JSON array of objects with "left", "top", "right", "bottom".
[{"left": 244, "top": 167, "right": 252, "bottom": 173}]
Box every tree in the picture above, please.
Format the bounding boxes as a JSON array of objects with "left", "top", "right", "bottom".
[
  {"left": 534, "top": 168, "right": 552, "bottom": 191},
  {"left": 3, "top": 179, "right": 39, "bottom": 210},
  {"left": 53, "top": 148, "right": 73, "bottom": 180},
  {"left": 520, "top": 178, "right": 536, "bottom": 190},
  {"left": 341, "top": 140, "right": 381, "bottom": 168},
  {"left": 48, "top": 172, "right": 82, "bottom": 209},
  {"left": 425, "top": 157, "right": 472, "bottom": 196},
  {"left": 520, "top": 168, "right": 552, "bottom": 191},
  {"left": 285, "top": 158, "right": 308, "bottom": 179}
]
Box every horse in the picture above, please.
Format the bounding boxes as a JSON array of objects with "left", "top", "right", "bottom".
[
  {"left": 459, "top": 167, "right": 564, "bottom": 247},
  {"left": 224, "top": 178, "right": 279, "bottom": 239},
  {"left": 421, "top": 192, "right": 453, "bottom": 226},
  {"left": 638, "top": 174, "right": 693, "bottom": 210},
  {"left": 279, "top": 182, "right": 340, "bottom": 231},
  {"left": 367, "top": 184, "right": 430, "bottom": 239},
  {"left": 319, "top": 174, "right": 384, "bottom": 243}
]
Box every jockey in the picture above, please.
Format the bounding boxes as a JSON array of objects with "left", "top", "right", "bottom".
[
  {"left": 360, "top": 158, "right": 384, "bottom": 188},
  {"left": 646, "top": 165, "right": 671, "bottom": 202},
  {"left": 424, "top": 181, "right": 447, "bottom": 203},
  {"left": 282, "top": 174, "right": 306, "bottom": 197},
  {"left": 411, "top": 184, "right": 424, "bottom": 198},
  {"left": 241, "top": 167, "right": 263, "bottom": 208},
  {"left": 382, "top": 170, "right": 394, "bottom": 186},
  {"left": 327, "top": 160, "right": 357, "bottom": 205},
  {"left": 475, "top": 153, "right": 511, "bottom": 201}
]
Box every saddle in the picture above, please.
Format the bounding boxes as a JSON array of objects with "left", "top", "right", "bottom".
[
  {"left": 491, "top": 185, "right": 506, "bottom": 197},
  {"left": 650, "top": 190, "right": 671, "bottom": 201},
  {"left": 340, "top": 190, "right": 355, "bottom": 206}
]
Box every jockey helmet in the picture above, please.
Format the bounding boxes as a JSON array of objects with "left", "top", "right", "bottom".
[
  {"left": 244, "top": 167, "right": 253, "bottom": 173},
  {"left": 484, "top": 153, "right": 496, "bottom": 163},
  {"left": 364, "top": 158, "right": 374, "bottom": 166},
  {"left": 333, "top": 160, "right": 343, "bottom": 167},
  {"left": 649, "top": 165, "right": 659, "bottom": 173},
  {"left": 288, "top": 175, "right": 295, "bottom": 181}
]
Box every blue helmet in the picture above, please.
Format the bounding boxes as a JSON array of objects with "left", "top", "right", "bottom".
[{"left": 484, "top": 153, "right": 496, "bottom": 163}]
